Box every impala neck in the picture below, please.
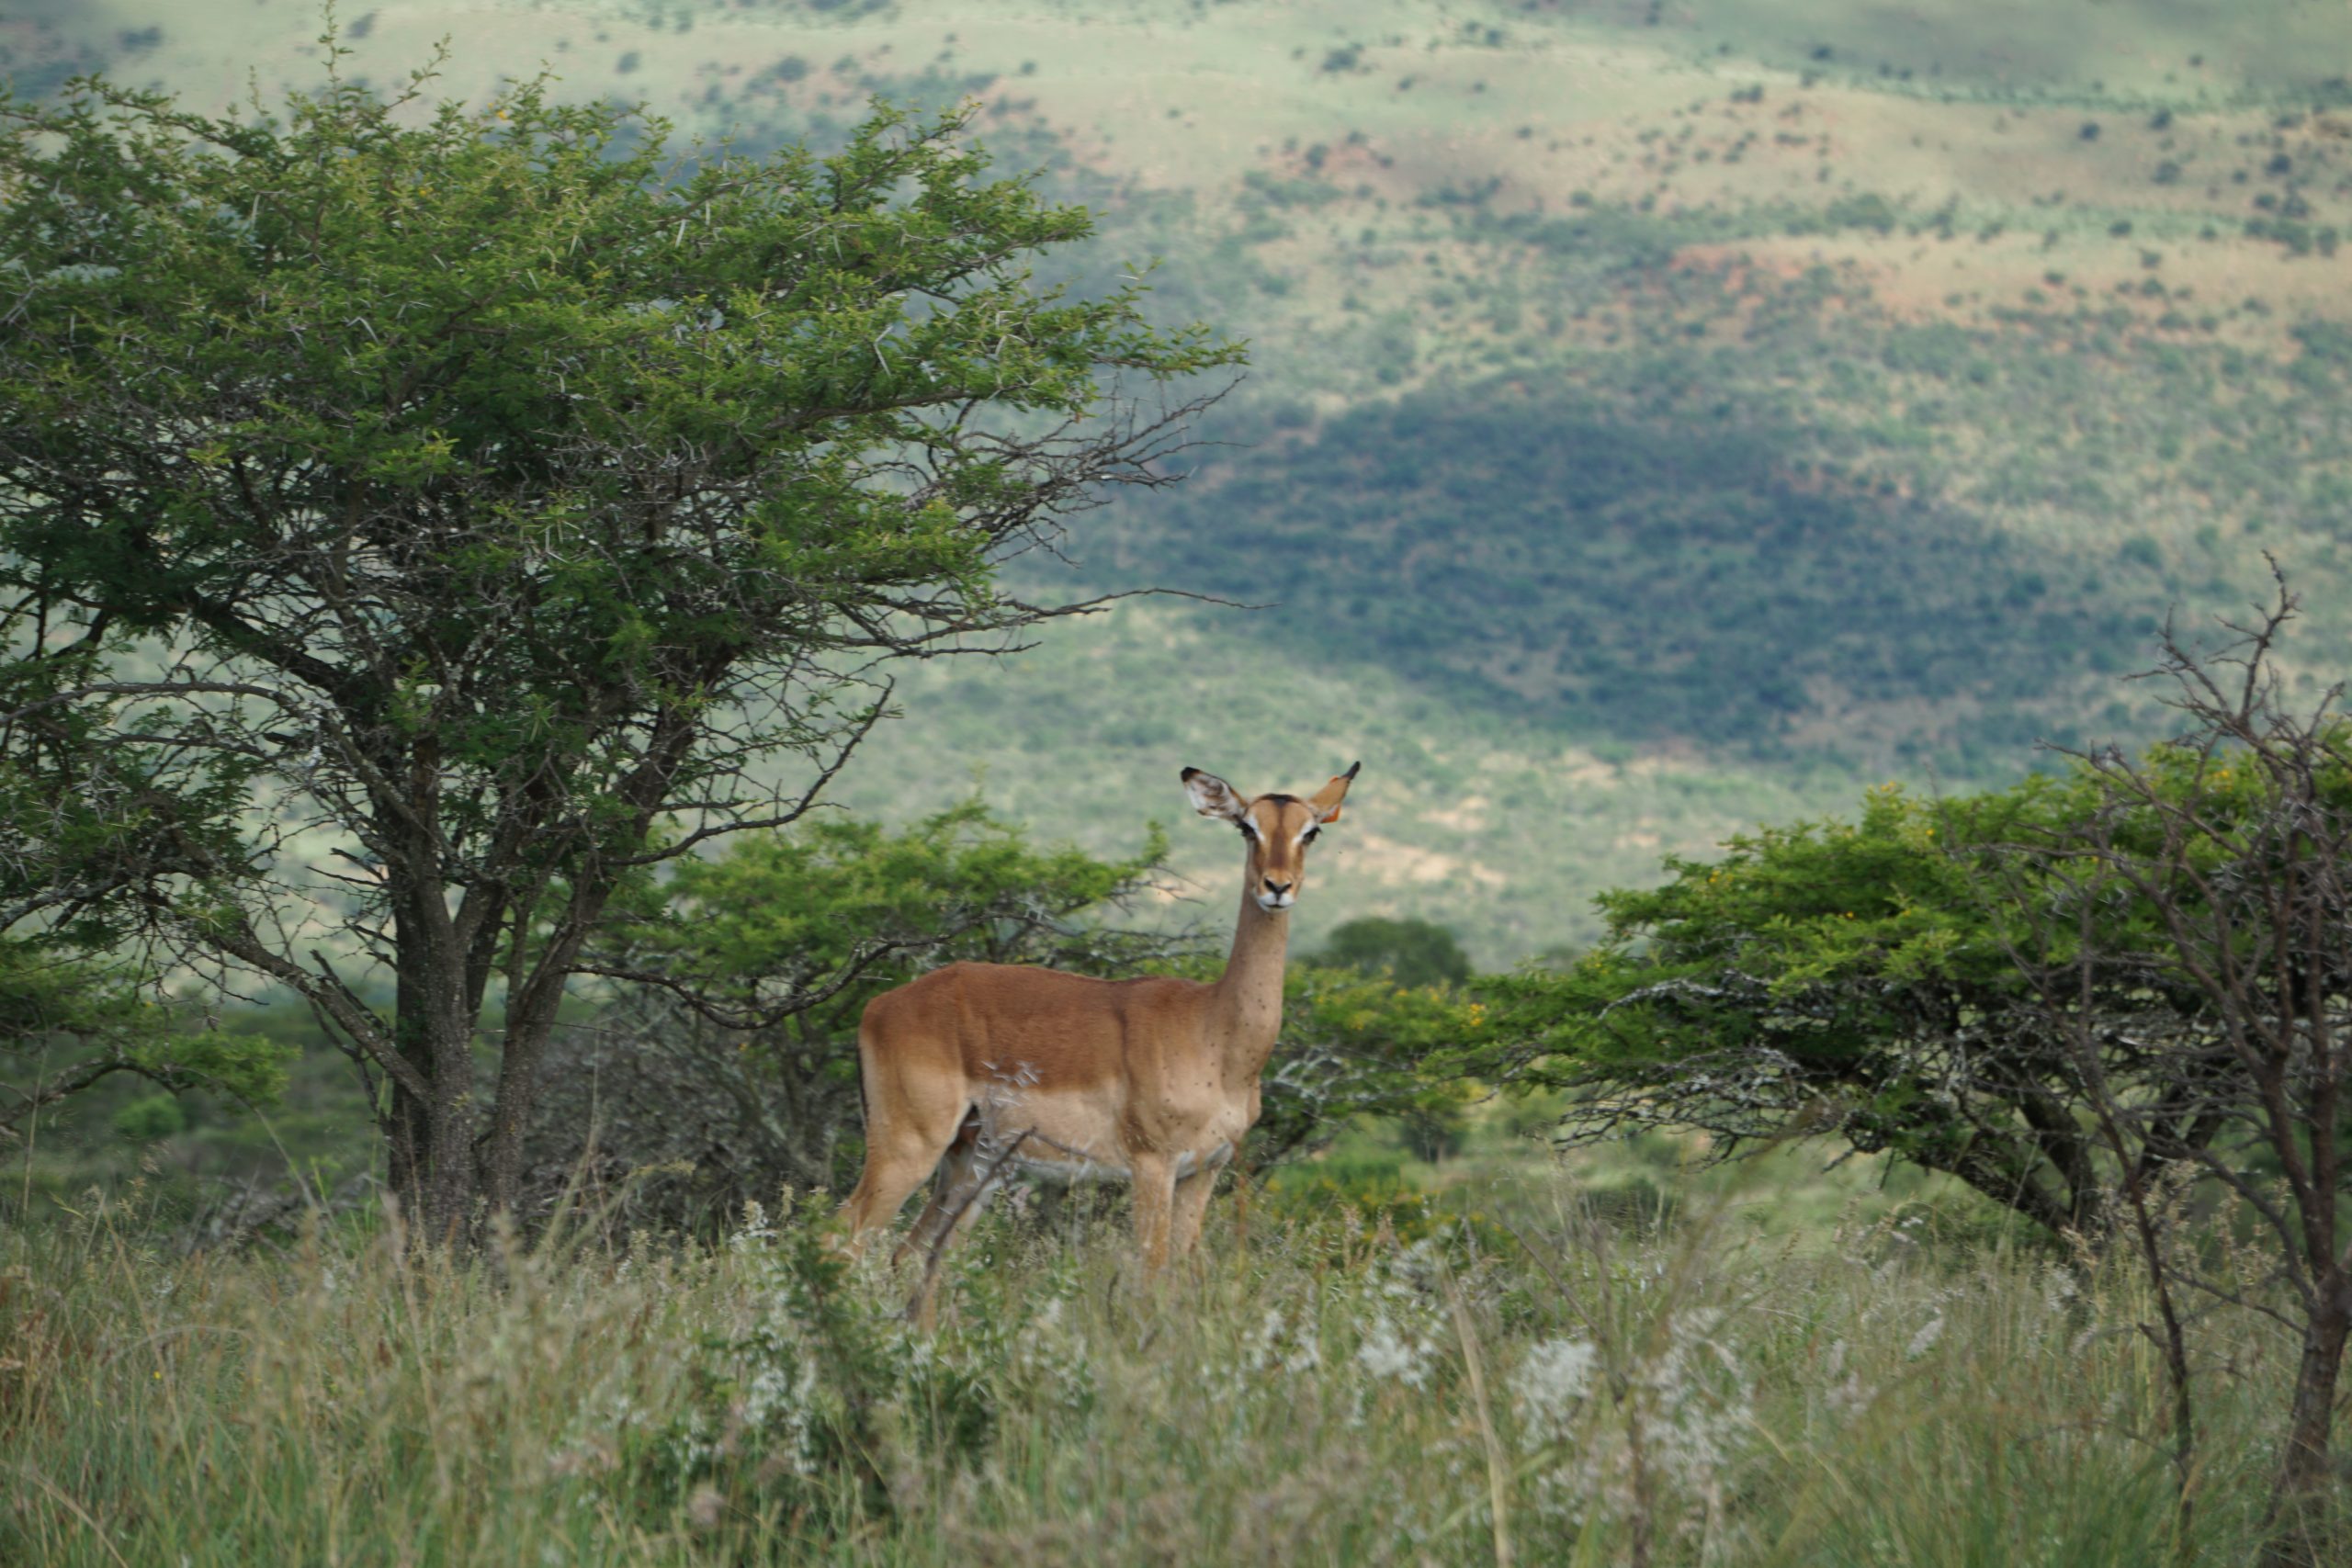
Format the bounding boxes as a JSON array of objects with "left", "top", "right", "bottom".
[{"left": 1210, "top": 882, "right": 1291, "bottom": 1077}]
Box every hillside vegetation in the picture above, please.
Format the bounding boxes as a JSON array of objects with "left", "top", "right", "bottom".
[{"left": 10, "top": 0, "right": 2352, "bottom": 956}]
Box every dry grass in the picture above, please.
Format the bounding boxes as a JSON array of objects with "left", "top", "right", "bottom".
[{"left": 2, "top": 1168, "right": 2325, "bottom": 1566}]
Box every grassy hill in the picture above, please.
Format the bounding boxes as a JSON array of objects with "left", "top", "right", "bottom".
[{"left": 12, "top": 0, "right": 2352, "bottom": 960}]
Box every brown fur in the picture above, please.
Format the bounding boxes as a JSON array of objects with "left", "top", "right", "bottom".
[{"left": 839, "top": 763, "right": 1358, "bottom": 1276}]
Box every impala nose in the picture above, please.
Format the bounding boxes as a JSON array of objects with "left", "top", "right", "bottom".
[{"left": 1263, "top": 878, "right": 1292, "bottom": 897}]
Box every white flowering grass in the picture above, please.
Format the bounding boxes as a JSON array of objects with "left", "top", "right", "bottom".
[{"left": 0, "top": 1181, "right": 2305, "bottom": 1566}]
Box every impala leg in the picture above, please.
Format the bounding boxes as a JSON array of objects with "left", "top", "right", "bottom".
[
  {"left": 893, "top": 1134, "right": 993, "bottom": 1327},
  {"left": 840, "top": 1104, "right": 969, "bottom": 1258},
  {"left": 897, "top": 1129, "right": 987, "bottom": 1267},
  {"left": 1129, "top": 1152, "right": 1177, "bottom": 1277},
  {"left": 838, "top": 1149, "right": 939, "bottom": 1259},
  {"left": 1170, "top": 1166, "right": 1222, "bottom": 1262}
]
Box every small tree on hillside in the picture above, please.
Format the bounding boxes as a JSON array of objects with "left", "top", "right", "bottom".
[
  {"left": 0, "top": 56, "right": 1238, "bottom": 1237},
  {"left": 1315, "top": 914, "right": 1473, "bottom": 988},
  {"left": 1302, "top": 916, "right": 1478, "bottom": 1160}
]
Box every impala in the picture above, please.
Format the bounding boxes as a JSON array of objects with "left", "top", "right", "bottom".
[{"left": 840, "top": 761, "right": 1361, "bottom": 1273}]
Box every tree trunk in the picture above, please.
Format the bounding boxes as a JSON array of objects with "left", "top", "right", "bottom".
[
  {"left": 2267, "top": 1273, "right": 2349, "bottom": 1562},
  {"left": 478, "top": 888, "right": 612, "bottom": 1216},
  {"left": 1943, "top": 1143, "right": 2084, "bottom": 1239},
  {"left": 384, "top": 1079, "right": 430, "bottom": 1221},
  {"left": 408, "top": 982, "right": 483, "bottom": 1244},
  {"left": 386, "top": 921, "right": 440, "bottom": 1232},
  {"left": 387, "top": 887, "right": 489, "bottom": 1245},
  {"left": 420, "top": 1089, "right": 479, "bottom": 1244}
]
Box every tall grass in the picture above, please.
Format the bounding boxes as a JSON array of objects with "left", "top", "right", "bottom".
[{"left": 0, "top": 1177, "right": 2312, "bottom": 1565}]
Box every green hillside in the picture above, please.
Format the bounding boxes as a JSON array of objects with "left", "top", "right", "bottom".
[{"left": 11, "top": 0, "right": 2352, "bottom": 960}]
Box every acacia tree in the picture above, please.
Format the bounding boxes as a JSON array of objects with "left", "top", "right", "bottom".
[
  {"left": 0, "top": 59, "right": 1237, "bottom": 1236},
  {"left": 1990, "top": 578, "right": 2352, "bottom": 1550},
  {"left": 1476, "top": 570, "right": 2352, "bottom": 1547},
  {"left": 1471, "top": 775, "right": 2224, "bottom": 1237}
]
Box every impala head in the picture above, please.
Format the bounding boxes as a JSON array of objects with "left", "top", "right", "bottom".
[{"left": 1182, "top": 761, "right": 1360, "bottom": 912}]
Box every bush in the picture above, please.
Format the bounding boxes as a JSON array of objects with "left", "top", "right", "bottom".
[{"left": 108, "top": 1094, "right": 184, "bottom": 1143}]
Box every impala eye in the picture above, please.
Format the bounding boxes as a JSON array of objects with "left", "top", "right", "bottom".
[{"left": 1302, "top": 825, "right": 1321, "bottom": 846}]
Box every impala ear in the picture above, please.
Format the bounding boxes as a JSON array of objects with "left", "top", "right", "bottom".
[
  {"left": 1182, "top": 766, "right": 1249, "bottom": 822},
  {"left": 1309, "top": 761, "right": 1361, "bottom": 825}
]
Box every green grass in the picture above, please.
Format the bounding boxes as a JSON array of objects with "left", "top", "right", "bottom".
[{"left": 4, "top": 1164, "right": 2313, "bottom": 1565}]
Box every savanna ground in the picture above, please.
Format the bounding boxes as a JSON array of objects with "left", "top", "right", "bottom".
[{"left": 6, "top": 1126, "right": 2327, "bottom": 1566}]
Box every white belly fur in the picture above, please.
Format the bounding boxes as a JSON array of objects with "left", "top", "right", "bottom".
[
  {"left": 973, "top": 1083, "right": 1240, "bottom": 1185},
  {"left": 1004, "top": 1141, "right": 1234, "bottom": 1185}
]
